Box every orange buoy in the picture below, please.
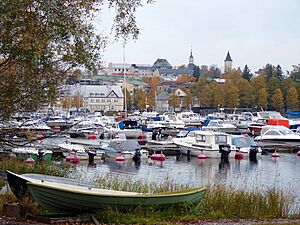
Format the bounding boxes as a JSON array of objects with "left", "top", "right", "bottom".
[
  {"left": 197, "top": 153, "right": 206, "bottom": 159},
  {"left": 235, "top": 152, "right": 244, "bottom": 159},
  {"left": 87, "top": 134, "right": 97, "bottom": 140},
  {"left": 297, "top": 150, "right": 300, "bottom": 157},
  {"left": 272, "top": 152, "right": 280, "bottom": 158},
  {"left": 151, "top": 153, "right": 166, "bottom": 161},
  {"left": 25, "top": 157, "right": 35, "bottom": 164},
  {"left": 116, "top": 156, "right": 125, "bottom": 161}
]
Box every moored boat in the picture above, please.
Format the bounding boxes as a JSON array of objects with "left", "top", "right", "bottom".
[{"left": 27, "top": 180, "right": 206, "bottom": 213}]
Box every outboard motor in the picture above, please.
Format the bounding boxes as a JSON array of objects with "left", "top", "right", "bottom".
[
  {"left": 133, "top": 148, "right": 141, "bottom": 166},
  {"left": 219, "top": 144, "right": 231, "bottom": 163},
  {"left": 249, "top": 145, "right": 259, "bottom": 162}
]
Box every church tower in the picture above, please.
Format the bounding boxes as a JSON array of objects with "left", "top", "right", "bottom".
[
  {"left": 187, "top": 48, "right": 195, "bottom": 70},
  {"left": 189, "top": 49, "right": 194, "bottom": 64},
  {"left": 224, "top": 51, "right": 233, "bottom": 73}
]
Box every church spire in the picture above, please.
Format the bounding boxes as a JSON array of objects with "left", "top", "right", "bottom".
[{"left": 189, "top": 46, "right": 194, "bottom": 64}]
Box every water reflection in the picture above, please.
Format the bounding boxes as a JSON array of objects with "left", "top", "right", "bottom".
[{"left": 74, "top": 153, "right": 300, "bottom": 206}]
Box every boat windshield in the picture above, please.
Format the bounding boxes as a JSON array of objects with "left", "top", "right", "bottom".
[
  {"left": 177, "top": 130, "right": 189, "bottom": 137},
  {"left": 232, "top": 136, "right": 255, "bottom": 147},
  {"left": 279, "top": 128, "right": 294, "bottom": 135}
]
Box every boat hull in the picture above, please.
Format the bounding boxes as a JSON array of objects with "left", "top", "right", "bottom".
[{"left": 27, "top": 181, "right": 206, "bottom": 213}]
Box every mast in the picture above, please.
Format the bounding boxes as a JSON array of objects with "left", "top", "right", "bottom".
[{"left": 123, "top": 43, "right": 127, "bottom": 118}]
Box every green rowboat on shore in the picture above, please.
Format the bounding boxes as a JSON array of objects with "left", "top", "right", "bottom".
[{"left": 27, "top": 180, "right": 206, "bottom": 213}]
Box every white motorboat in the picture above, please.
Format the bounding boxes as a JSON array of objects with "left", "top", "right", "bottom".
[
  {"left": 172, "top": 130, "right": 233, "bottom": 158},
  {"left": 202, "top": 119, "right": 237, "bottom": 133},
  {"left": 231, "top": 135, "right": 262, "bottom": 157},
  {"left": 254, "top": 125, "right": 300, "bottom": 147}
]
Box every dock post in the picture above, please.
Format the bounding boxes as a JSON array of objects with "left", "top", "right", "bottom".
[{"left": 88, "top": 150, "right": 96, "bottom": 166}]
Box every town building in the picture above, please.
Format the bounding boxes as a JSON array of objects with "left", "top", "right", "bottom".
[
  {"left": 224, "top": 51, "right": 233, "bottom": 73},
  {"left": 61, "top": 83, "right": 124, "bottom": 112}
]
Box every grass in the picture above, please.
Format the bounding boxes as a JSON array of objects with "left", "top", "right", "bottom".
[
  {"left": 94, "top": 173, "right": 192, "bottom": 194},
  {"left": 0, "top": 157, "right": 72, "bottom": 177},
  {"left": 0, "top": 158, "right": 299, "bottom": 224}
]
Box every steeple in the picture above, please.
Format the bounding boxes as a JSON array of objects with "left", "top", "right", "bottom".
[
  {"left": 224, "top": 51, "right": 233, "bottom": 62},
  {"left": 189, "top": 47, "right": 194, "bottom": 64},
  {"left": 224, "top": 51, "right": 233, "bottom": 73}
]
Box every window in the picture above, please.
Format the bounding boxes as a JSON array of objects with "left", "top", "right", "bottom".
[
  {"left": 114, "top": 99, "right": 118, "bottom": 102},
  {"left": 215, "top": 135, "right": 227, "bottom": 144},
  {"left": 265, "top": 131, "right": 280, "bottom": 136},
  {"left": 96, "top": 99, "right": 100, "bottom": 103},
  {"left": 101, "top": 99, "right": 105, "bottom": 102},
  {"left": 90, "top": 93, "right": 94, "bottom": 96},
  {"left": 107, "top": 99, "right": 111, "bottom": 102},
  {"left": 196, "top": 135, "right": 206, "bottom": 142}
]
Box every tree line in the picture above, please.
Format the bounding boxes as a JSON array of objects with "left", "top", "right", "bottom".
[{"left": 132, "top": 64, "right": 300, "bottom": 112}]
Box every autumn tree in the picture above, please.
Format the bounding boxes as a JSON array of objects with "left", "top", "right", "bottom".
[
  {"left": 133, "top": 88, "right": 146, "bottom": 110},
  {"left": 250, "top": 75, "right": 267, "bottom": 104},
  {"left": 168, "top": 93, "right": 180, "bottom": 111},
  {"left": 236, "top": 78, "right": 253, "bottom": 108},
  {"left": 223, "top": 70, "right": 242, "bottom": 84},
  {"left": 0, "top": 0, "right": 153, "bottom": 120},
  {"left": 286, "top": 86, "right": 299, "bottom": 110},
  {"left": 223, "top": 82, "right": 239, "bottom": 108},
  {"left": 176, "top": 74, "right": 196, "bottom": 83},
  {"left": 272, "top": 88, "right": 284, "bottom": 111},
  {"left": 257, "top": 88, "right": 268, "bottom": 110},
  {"left": 183, "top": 91, "right": 192, "bottom": 109}
]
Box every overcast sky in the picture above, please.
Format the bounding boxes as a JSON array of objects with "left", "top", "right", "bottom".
[{"left": 96, "top": 0, "right": 300, "bottom": 73}]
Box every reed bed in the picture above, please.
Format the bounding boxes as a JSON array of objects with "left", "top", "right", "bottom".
[
  {"left": 0, "top": 157, "right": 71, "bottom": 178},
  {"left": 94, "top": 173, "right": 191, "bottom": 194},
  {"left": 93, "top": 182, "right": 299, "bottom": 224}
]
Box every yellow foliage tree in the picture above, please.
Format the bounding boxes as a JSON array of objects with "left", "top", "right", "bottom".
[
  {"left": 169, "top": 93, "right": 180, "bottom": 110},
  {"left": 272, "top": 88, "right": 284, "bottom": 111},
  {"left": 176, "top": 74, "right": 196, "bottom": 83},
  {"left": 257, "top": 88, "right": 268, "bottom": 110},
  {"left": 286, "top": 86, "right": 299, "bottom": 110}
]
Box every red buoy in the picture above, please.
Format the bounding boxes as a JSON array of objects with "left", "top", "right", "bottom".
[
  {"left": 54, "top": 126, "right": 61, "bottom": 133},
  {"left": 116, "top": 156, "right": 125, "bottom": 161},
  {"left": 297, "top": 150, "right": 300, "bottom": 157},
  {"left": 87, "top": 134, "right": 97, "bottom": 140},
  {"left": 25, "top": 157, "right": 35, "bottom": 164},
  {"left": 272, "top": 152, "right": 280, "bottom": 158},
  {"left": 66, "top": 154, "right": 80, "bottom": 164},
  {"left": 235, "top": 152, "right": 244, "bottom": 159},
  {"left": 198, "top": 153, "right": 206, "bottom": 159},
  {"left": 36, "top": 134, "right": 44, "bottom": 140},
  {"left": 151, "top": 153, "right": 166, "bottom": 161}
]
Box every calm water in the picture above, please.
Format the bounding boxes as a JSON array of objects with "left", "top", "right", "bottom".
[{"left": 69, "top": 153, "right": 300, "bottom": 206}]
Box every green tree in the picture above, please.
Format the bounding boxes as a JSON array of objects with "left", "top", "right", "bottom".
[
  {"left": 286, "top": 86, "right": 299, "bottom": 110},
  {"left": 198, "top": 84, "right": 214, "bottom": 107},
  {"left": 257, "top": 88, "right": 268, "bottom": 110},
  {"left": 272, "top": 88, "right": 284, "bottom": 111},
  {"left": 0, "top": 0, "right": 153, "bottom": 120},
  {"left": 242, "top": 65, "right": 252, "bottom": 81}
]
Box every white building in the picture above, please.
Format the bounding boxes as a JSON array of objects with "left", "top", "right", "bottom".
[{"left": 67, "top": 84, "right": 124, "bottom": 112}]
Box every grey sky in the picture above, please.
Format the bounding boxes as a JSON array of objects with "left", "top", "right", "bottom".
[{"left": 97, "top": 0, "right": 300, "bottom": 73}]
